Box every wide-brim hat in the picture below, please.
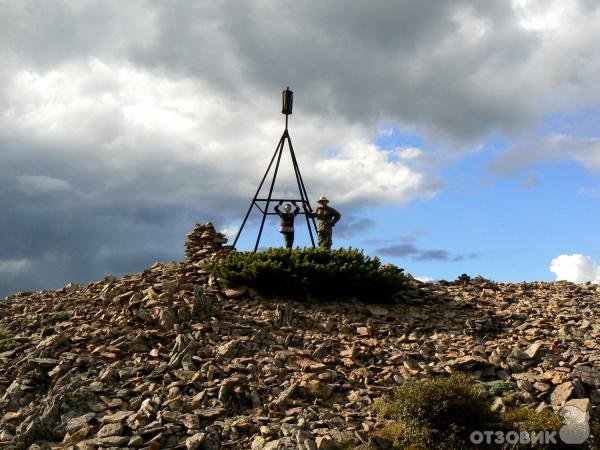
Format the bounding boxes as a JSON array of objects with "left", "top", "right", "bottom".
[{"left": 317, "top": 196, "right": 329, "bottom": 204}]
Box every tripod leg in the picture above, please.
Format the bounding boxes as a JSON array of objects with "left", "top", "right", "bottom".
[
  {"left": 287, "top": 135, "right": 318, "bottom": 243},
  {"left": 233, "top": 134, "right": 284, "bottom": 248},
  {"left": 296, "top": 169, "right": 318, "bottom": 235},
  {"left": 287, "top": 138, "right": 316, "bottom": 247},
  {"left": 254, "top": 134, "right": 285, "bottom": 252},
  {"left": 232, "top": 201, "right": 256, "bottom": 249}
]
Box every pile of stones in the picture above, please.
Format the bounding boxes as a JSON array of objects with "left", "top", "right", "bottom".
[
  {"left": 0, "top": 225, "right": 599, "bottom": 449},
  {"left": 184, "top": 223, "right": 229, "bottom": 263}
]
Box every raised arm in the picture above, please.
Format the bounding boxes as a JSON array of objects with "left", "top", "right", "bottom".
[
  {"left": 274, "top": 202, "right": 282, "bottom": 216},
  {"left": 292, "top": 202, "right": 300, "bottom": 216}
]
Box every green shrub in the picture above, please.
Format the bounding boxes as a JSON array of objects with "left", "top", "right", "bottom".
[
  {"left": 209, "top": 247, "right": 407, "bottom": 302},
  {"left": 162, "top": 261, "right": 181, "bottom": 273},
  {"left": 501, "top": 390, "right": 522, "bottom": 406},
  {"left": 376, "top": 375, "right": 577, "bottom": 450},
  {"left": 0, "top": 338, "right": 17, "bottom": 350},
  {"left": 483, "top": 379, "right": 516, "bottom": 396},
  {"left": 377, "top": 374, "right": 499, "bottom": 449},
  {"left": 501, "top": 407, "right": 563, "bottom": 433},
  {"left": 501, "top": 407, "right": 573, "bottom": 449},
  {"left": 375, "top": 374, "right": 584, "bottom": 450},
  {"left": 52, "top": 311, "right": 70, "bottom": 322}
]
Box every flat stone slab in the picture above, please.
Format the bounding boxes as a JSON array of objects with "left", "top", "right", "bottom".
[
  {"left": 194, "top": 407, "right": 226, "bottom": 419},
  {"left": 573, "top": 366, "right": 600, "bottom": 387},
  {"left": 100, "top": 410, "right": 135, "bottom": 424}
]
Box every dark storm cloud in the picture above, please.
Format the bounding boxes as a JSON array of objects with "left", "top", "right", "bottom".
[
  {"left": 0, "top": 179, "right": 241, "bottom": 297},
  {"left": 1, "top": 1, "right": 546, "bottom": 141},
  {"left": 0, "top": 1, "right": 153, "bottom": 67},
  {"left": 0, "top": 134, "right": 249, "bottom": 297},
  {"left": 128, "top": 0, "right": 543, "bottom": 142},
  {"left": 3, "top": 1, "right": 598, "bottom": 144}
]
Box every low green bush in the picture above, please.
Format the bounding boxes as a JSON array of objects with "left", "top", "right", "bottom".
[
  {"left": 0, "top": 338, "right": 17, "bottom": 350},
  {"left": 162, "top": 261, "right": 181, "bottom": 273},
  {"left": 378, "top": 374, "right": 498, "bottom": 449},
  {"left": 209, "top": 247, "right": 407, "bottom": 302},
  {"left": 501, "top": 407, "right": 563, "bottom": 433},
  {"left": 52, "top": 311, "right": 70, "bottom": 322},
  {"left": 0, "top": 330, "right": 15, "bottom": 350},
  {"left": 376, "top": 374, "right": 570, "bottom": 450},
  {"left": 483, "top": 379, "right": 516, "bottom": 396}
]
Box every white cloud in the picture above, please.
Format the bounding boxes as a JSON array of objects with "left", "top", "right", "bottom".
[
  {"left": 220, "top": 225, "right": 240, "bottom": 241},
  {"left": 2, "top": 59, "right": 438, "bottom": 208},
  {"left": 396, "top": 148, "right": 423, "bottom": 160},
  {"left": 18, "top": 175, "right": 73, "bottom": 194},
  {"left": 312, "top": 140, "right": 434, "bottom": 205},
  {"left": 414, "top": 276, "right": 434, "bottom": 283},
  {"left": 578, "top": 187, "right": 600, "bottom": 197},
  {"left": 513, "top": 0, "right": 581, "bottom": 32},
  {"left": 0, "top": 259, "right": 31, "bottom": 274},
  {"left": 550, "top": 254, "right": 600, "bottom": 283},
  {"left": 491, "top": 134, "right": 600, "bottom": 175}
]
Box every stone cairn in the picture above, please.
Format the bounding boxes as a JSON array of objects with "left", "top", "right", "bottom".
[{"left": 184, "top": 222, "right": 230, "bottom": 263}]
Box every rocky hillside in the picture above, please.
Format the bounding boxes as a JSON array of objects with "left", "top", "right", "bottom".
[{"left": 0, "top": 223, "right": 599, "bottom": 449}]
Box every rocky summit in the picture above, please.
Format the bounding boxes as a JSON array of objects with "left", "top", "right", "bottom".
[{"left": 1, "top": 224, "right": 599, "bottom": 449}]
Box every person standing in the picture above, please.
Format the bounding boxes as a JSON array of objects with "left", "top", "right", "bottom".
[
  {"left": 307, "top": 196, "right": 341, "bottom": 249},
  {"left": 274, "top": 201, "right": 300, "bottom": 249}
]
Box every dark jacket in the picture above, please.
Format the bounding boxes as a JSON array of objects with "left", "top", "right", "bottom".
[
  {"left": 274, "top": 203, "right": 300, "bottom": 233},
  {"left": 307, "top": 205, "right": 341, "bottom": 231}
]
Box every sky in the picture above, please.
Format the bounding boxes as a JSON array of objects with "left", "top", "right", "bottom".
[{"left": 1, "top": 0, "right": 600, "bottom": 296}]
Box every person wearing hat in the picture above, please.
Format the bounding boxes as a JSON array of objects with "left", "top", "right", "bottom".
[
  {"left": 274, "top": 201, "right": 301, "bottom": 249},
  {"left": 307, "top": 196, "right": 341, "bottom": 249}
]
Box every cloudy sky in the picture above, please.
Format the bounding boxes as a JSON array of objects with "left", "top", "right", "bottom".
[{"left": 2, "top": 0, "right": 600, "bottom": 296}]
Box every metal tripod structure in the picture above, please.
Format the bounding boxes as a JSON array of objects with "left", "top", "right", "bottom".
[{"left": 232, "top": 87, "right": 317, "bottom": 252}]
